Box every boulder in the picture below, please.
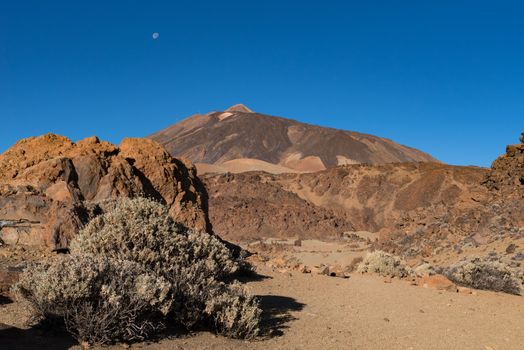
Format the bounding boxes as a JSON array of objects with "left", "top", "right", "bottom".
[{"left": 0, "top": 134, "right": 212, "bottom": 249}]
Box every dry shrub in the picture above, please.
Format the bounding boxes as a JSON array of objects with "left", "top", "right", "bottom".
[
  {"left": 16, "top": 198, "right": 261, "bottom": 344},
  {"left": 205, "top": 282, "right": 262, "bottom": 339},
  {"left": 444, "top": 257, "right": 521, "bottom": 295},
  {"left": 71, "top": 198, "right": 238, "bottom": 281},
  {"left": 414, "top": 262, "right": 436, "bottom": 277},
  {"left": 14, "top": 255, "right": 172, "bottom": 344},
  {"left": 357, "top": 250, "right": 413, "bottom": 278}
]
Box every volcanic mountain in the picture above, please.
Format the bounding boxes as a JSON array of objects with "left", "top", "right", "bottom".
[{"left": 149, "top": 104, "right": 437, "bottom": 174}]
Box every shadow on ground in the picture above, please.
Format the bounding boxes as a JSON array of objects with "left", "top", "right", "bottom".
[
  {"left": 0, "top": 295, "right": 13, "bottom": 305},
  {"left": 0, "top": 323, "right": 77, "bottom": 350},
  {"left": 234, "top": 268, "right": 273, "bottom": 282},
  {"left": 257, "top": 294, "right": 305, "bottom": 337}
]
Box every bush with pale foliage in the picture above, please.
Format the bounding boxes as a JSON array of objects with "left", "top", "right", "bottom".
[
  {"left": 15, "top": 198, "right": 261, "bottom": 344},
  {"left": 357, "top": 250, "right": 413, "bottom": 278},
  {"left": 443, "top": 257, "right": 521, "bottom": 295},
  {"left": 14, "top": 255, "right": 172, "bottom": 343}
]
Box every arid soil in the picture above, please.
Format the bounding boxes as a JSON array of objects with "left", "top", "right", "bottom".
[
  {"left": 149, "top": 104, "right": 437, "bottom": 174},
  {"left": 2, "top": 242, "right": 523, "bottom": 350}
]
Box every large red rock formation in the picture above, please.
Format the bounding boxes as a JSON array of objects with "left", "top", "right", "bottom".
[{"left": 0, "top": 134, "right": 211, "bottom": 249}]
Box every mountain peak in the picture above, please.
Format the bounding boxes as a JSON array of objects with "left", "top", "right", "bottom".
[
  {"left": 149, "top": 106, "right": 437, "bottom": 174},
  {"left": 225, "top": 104, "right": 253, "bottom": 113}
]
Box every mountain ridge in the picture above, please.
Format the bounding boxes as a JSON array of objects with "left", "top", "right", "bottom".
[{"left": 149, "top": 104, "right": 438, "bottom": 174}]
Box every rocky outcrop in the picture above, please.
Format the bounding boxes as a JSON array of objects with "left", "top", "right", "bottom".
[
  {"left": 202, "top": 133, "right": 524, "bottom": 258},
  {"left": 202, "top": 172, "right": 353, "bottom": 241},
  {"left": 482, "top": 132, "right": 524, "bottom": 229},
  {"left": 0, "top": 134, "right": 211, "bottom": 249},
  {"left": 202, "top": 163, "right": 490, "bottom": 248},
  {"left": 484, "top": 132, "right": 524, "bottom": 196}
]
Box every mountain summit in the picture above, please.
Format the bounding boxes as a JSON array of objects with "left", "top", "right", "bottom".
[
  {"left": 149, "top": 105, "right": 437, "bottom": 174},
  {"left": 225, "top": 103, "right": 253, "bottom": 113}
]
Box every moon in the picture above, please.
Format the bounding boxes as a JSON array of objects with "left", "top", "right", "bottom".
[{"left": 152, "top": 32, "right": 159, "bottom": 40}]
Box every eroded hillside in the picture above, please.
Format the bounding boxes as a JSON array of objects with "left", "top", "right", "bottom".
[{"left": 202, "top": 134, "right": 524, "bottom": 258}]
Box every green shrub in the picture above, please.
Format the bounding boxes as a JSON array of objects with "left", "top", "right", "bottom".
[
  {"left": 357, "top": 250, "right": 413, "bottom": 278},
  {"left": 14, "top": 255, "right": 172, "bottom": 344},
  {"left": 444, "top": 257, "right": 521, "bottom": 295}
]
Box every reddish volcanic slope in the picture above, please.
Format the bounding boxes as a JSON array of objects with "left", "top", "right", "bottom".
[{"left": 149, "top": 104, "right": 437, "bottom": 174}]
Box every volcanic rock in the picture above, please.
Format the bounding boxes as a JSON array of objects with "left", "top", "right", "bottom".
[
  {"left": 419, "top": 274, "right": 457, "bottom": 291},
  {"left": 149, "top": 104, "right": 437, "bottom": 174},
  {"left": 0, "top": 134, "right": 211, "bottom": 249},
  {"left": 202, "top": 172, "right": 354, "bottom": 241}
]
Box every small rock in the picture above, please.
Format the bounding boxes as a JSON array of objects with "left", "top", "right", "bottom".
[
  {"left": 298, "top": 264, "right": 311, "bottom": 273},
  {"left": 419, "top": 274, "right": 456, "bottom": 291},
  {"left": 457, "top": 286, "right": 473, "bottom": 295},
  {"left": 383, "top": 276, "right": 392, "bottom": 283},
  {"left": 512, "top": 252, "right": 524, "bottom": 261},
  {"left": 311, "top": 265, "right": 329, "bottom": 275},
  {"left": 266, "top": 256, "right": 287, "bottom": 269},
  {"left": 328, "top": 265, "right": 348, "bottom": 278},
  {"left": 506, "top": 244, "right": 517, "bottom": 254}
]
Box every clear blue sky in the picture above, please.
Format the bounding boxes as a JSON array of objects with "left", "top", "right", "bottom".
[{"left": 1, "top": 1, "right": 523, "bottom": 167}]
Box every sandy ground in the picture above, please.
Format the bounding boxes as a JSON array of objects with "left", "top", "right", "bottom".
[{"left": 2, "top": 261, "right": 524, "bottom": 350}]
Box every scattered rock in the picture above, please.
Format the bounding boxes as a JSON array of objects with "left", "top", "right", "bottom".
[
  {"left": 266, "top": 256, "right": 287, "bottom": 269},
  {"left": 298, "top": 264, "right": 311, "bottom": 274},
  {"left": 506, "top": 244, "right": 517, "bottom": 254},
  {"left": 328, "top": 265, "right": 348, "bottom": 278},
  {"left": 419, "top": 274, "right": 457, "bottom": 292},
  {"left": 311, "top": 265, "right": 329, "bottom": 275},
  {"left": 456, "top": 286, "right": 473, "bottom": 294},
  {"left": 512, "top": 252, "right": 524, "bottom": 262}
]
